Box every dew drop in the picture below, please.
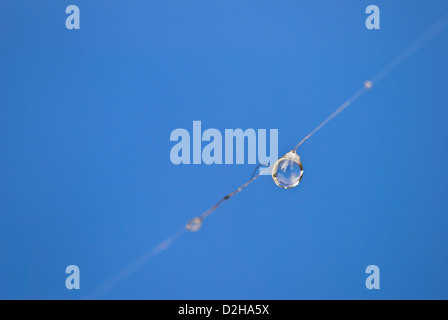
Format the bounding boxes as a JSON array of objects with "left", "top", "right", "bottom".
[
  {"left": 186, "top": 217, "right": 202, "bottom": 232},
  {"left": 272, "top": 151, "right": 304, "bottom": 189},
  {"left": 364, "top": 80, "right": 373, "bottom": 89}
]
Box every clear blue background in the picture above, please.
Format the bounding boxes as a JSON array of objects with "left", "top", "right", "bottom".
[{"left": 1, "top": 0, "right": 448, "bottom": 299}]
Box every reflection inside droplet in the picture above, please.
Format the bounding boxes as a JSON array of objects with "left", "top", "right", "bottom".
[
  {"left": 272, "top": 151, "right": 303, "bottom": 189},
  {"left": 186, "top": 217, "right": 202, "bottom": 232}
]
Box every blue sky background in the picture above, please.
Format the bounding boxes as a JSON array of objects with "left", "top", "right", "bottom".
[{"left": 1, "top": 0, "right": 448, "bottom": 299}]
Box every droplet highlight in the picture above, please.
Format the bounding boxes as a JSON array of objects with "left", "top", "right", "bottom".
[{"left": 272, "top": 151, "right": 304, "bottom": 189}]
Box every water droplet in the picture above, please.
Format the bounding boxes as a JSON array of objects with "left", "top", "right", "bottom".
[
  {"left": 186, "top": 217, "right": 202, "bottom": 232},
  {"left": 364, "top": 80, "right": 373, "bottom": 89},
  {"left": 272, "top": 151, "right": 303, "bottom": 189}
]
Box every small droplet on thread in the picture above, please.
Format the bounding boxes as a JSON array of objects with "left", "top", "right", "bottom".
[
  {"left": 272, "top": 151, "right": 304, "bottom": 189},
  {"left": 186, "top": 217, "right": 202, "bottom": 232},
  {"left": 364, "top": 80, "right": 373, "bottom": 89}
]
